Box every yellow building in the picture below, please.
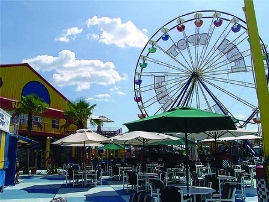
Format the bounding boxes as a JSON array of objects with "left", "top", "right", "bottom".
[{"left": 0, "top": 63, "right": 77, "bottom": 168}]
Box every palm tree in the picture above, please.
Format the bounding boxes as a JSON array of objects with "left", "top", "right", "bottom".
[
  {"left": 61, "top": 98, "right": 100, "bottom": 167},
  {"left": 12, "top": 94, "right": 49, "bottom": 137},
  {"left": 12, "top": 94, "right": 49, "bottom": 174},
  {"left": 62, "top": 98, "right": 100, "bottom": 129}
]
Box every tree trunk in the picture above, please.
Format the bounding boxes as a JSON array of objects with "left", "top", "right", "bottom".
[
  {"left": 23, "top": 149, "right": 30, "bottom": 174},
  {"left": 24, "top": 113, "right": 33, "bottom": 174}
]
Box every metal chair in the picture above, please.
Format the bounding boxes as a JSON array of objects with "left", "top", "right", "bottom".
[
  {"left": 204, "top": 174, "right": 219, "bottom": 193},
  {"left": 228, "top": 172, "right": 246, "bottom": 200},
  {"left": 205, "top": 183, "right": 236, "bottom": 202},
  {"left": 160, "top": 186, "right": 192, "bottom": 202},
  {"left": 67, "top": 167, "right": 83, "bottom": 187},
  {"left": 86, "top": 168, "right": 103, "bottom": 186},
  {"left": 129, "top": 191, "right": 155, "bottom": 202},
  {"left": 126, "top": 171, "right": 145, "bottom": 193},
  {"left": 190, "top": 171, "right": 198, "bottom": 185},
  {"left": 148, "top": 179, "right": 165, "bottom": 202},
  {"left": 241, "top": 164, "right": 254, "bottom": 187},
  {"left": 192, "top": 179, "right": 211, "bottom": 187}
]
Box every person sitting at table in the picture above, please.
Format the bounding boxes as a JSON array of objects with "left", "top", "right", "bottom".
[{"left": 121, "top": 158, "right": 127, "bottom": 167}]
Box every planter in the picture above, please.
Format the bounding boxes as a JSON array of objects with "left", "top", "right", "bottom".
[
  {"left": 30, "top": 168, "right": 37, "bottom": 174},
  {"left": 23, "top": 167, "right": 29, "bottom": 174}
]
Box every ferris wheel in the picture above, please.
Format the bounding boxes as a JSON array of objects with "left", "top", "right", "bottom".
[{"left": 134, "top": 10, "right": 269, "bottom": 127}]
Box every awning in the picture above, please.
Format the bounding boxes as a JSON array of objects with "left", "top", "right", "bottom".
[{"left": 17, "top": 135, "right": 38, "bottom": 149}]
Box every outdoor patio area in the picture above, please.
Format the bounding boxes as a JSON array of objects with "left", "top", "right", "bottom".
[{"left": 0, "top": 172, "right": 258, "bottom": 202}]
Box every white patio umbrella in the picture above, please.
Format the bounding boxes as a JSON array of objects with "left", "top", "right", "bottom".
[
  {"left": 175, "top": 127, "right": 258, "bottom": 141},
  {"left": 200, "top": 134, "right": 261, "bottom": 142},
  {"left": 52, "top": 129, "right": 110, "bottom": 145},
  {"left": 111, "top": 131, "right": 177, "bottom": 170},
  {"left": 60, "top": 142, "right": 104, "bottom": 147},
  {"left": 52, "top": 129, "right": 109, "bottom": 168},
  {"left": 91, "top": 115, "right": 114, "bottom": 134},
  {"left": 111, "top": 131, "right": 177, "bottom": 146}
]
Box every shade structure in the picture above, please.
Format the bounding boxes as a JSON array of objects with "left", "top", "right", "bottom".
[
  {"left": 124, "top": 107, "right": 237, "bottom": 189},
  {"left": 100, "top": 143, "right": 125, "bottom": 150},
  {"left": 177, "top": 127, "right": 258, "bottom": 179},
  {"left": 124, "top": 107, "right": 237, "bottom": 133},
  {"left": 201, "top": 134, "right": 261, "bottom": 142},
  {"left": 111, "top": 131, "right": 177, "bottom": 146},
  {"left": 18, "top": 135, "right": 38, "bottom": 149},
  {"left": 52, "top": 129, "right": 110, "bottom": 145},
  {"left": 91, "top": 115, "right": 114, "bottom": 134},
  {"left": 60, "top": 142, "right": 104, "bottom": 147},
  {"left": 91, "top": 115, "right": 114, "bottom": 123},
  {"left": 52, "top": 129, "right": 109, "bottom": 169},
  {"left": 149, "top": 137, "right": 197, "bottom": 147},
  {"left": 177, "top": 127, "right": 258, "bottom": 141},
  {"left": 111, "top": 131, "right": 177, "bottom": 170}
]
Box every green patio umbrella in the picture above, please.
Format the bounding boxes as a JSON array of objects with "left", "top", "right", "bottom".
[
  {"left": 101, "top": 143, "right": 125, "bottom": 150},
  {"left": 124, "top": 106, "right": 237, "bottom": 189}
]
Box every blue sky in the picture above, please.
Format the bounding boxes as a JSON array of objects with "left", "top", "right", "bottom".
[{"left": 1, "top": 0, "right": 268, "bottom": 133}]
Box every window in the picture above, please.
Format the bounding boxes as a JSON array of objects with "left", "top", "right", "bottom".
[
  {"left": 20, "top": 114, "right": 28, "bottom": 124},
  {"left": 52, "top": 119, "right": 59, "bottom": 129}
]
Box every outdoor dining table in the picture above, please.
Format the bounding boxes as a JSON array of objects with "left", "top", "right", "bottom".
[{"left": 176, "top": 186, "right": 216, "bottom": 202}]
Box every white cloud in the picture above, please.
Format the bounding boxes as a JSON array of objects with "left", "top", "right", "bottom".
[
  {"left": 22, "top": 50, "right": 125, "bottom": 91},
  {"left": 95, "top": 94, "right": 111, "bottom": 98},
  {"left": 117, "top": 91, "right": 126, "bottom": 95},
  {"left": 55, "top": 27, "right": 83, "bottom": 43},
  {"left": 86, "top": 97, "right": 94, "bottom": 101},
  {"left": 109, "top": 86, "right": 126, "bottom": 96},
  {"left": 86, "top": 16, "right": 148, "bottom": 48},
  {"left": 235, "top": 114, "right": 245, "bottom": 120}
]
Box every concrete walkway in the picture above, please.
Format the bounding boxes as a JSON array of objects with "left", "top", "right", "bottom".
[{"left": 0, "top": 173, "right": 258, "bottom": 202}]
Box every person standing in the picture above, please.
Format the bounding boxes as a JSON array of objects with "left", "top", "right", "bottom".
[
  {"left": 46, "top": 156, "right": 54, "bottom": 174},
  {"left": 15, "top": 158, "right": 20, "bottom": 184}
]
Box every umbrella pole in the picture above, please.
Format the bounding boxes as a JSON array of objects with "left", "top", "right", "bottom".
[
  {"left": 83, "top": 141, "right": 86, "bottom": 170},
  {"left": 185, "top": 132, "right": 189, "bottom": 190},
  {"left": 214, "top": 136, "right": 218, "bottom": 176}
]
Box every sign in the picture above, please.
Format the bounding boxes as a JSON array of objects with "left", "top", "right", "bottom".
[{"left": 0, "top": 108, "right": 11, "bottom": 132}]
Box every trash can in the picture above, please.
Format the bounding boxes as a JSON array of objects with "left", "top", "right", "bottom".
[{"left": 256, "top": 165, "right": 269, "bottom": 202}]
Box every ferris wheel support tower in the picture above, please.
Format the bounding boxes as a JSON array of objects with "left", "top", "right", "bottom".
[{"left": 244, "top": 0, "right": 269, "bottom": 157}]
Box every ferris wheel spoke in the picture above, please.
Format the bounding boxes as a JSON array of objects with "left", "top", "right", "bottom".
[
  {"left": 181, "top": 30, "right": 196, "bottom": 69},
  {"left": 145, "top": 56, "right": 191, "bottom": 74},
  {"left": 203, "top": 78, "right": 257, "bottom": 109},
  {"left": 200, "top": 23, "right": 247, "bottom": 70},
  {"left": 138, "top": 74, "right": 188, "bottom": 93},
  {"left": 141, "top": 71, "right": 187, "bottom": 77},
  {"left": 199, "top": 21, "right": 233, "bottom": 69},
  {"left": 158, "top": 35, "right": 193, "bottom": 70},
  {"left": 140, "top": 77, "right": 188, "bottom": 113},
  {"left": 197, "top": 16, "right": 217, "bottom": 68},
  {"left": 204, "top": 75, "right": 255, "bottom": 88},
  {"left": 198, "top": 82, "right": 215, "bottom": 111},
  {"left": 203, "top": 50, "right": 252, "bottom": 74},
  {"left": 201, "top": 31, "right": 249, "bottom": 73},
  {"left": 204, "top": 65, "right": 253, "bottom": 77},
  {"left": 155, "top": 39, "right": 191, "bottom": 71}
]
